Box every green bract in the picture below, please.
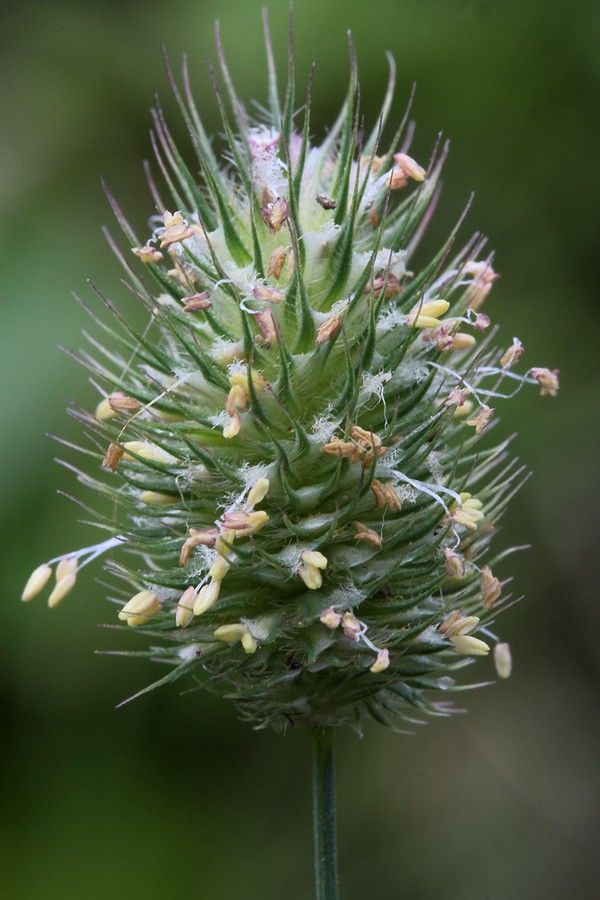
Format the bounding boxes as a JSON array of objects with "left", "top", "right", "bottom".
[{"left": 23, "top": 21, "right": 558, "bottom": 731}]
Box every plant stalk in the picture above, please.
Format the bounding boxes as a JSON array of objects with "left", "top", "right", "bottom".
[{"left": 312, "top": 726, "right": 340, "bottom": 900}]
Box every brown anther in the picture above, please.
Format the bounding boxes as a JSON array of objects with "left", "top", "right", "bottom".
[
  {"left": 530, "top": 367, "right": 559, "bottom": 397},
  {"left": 159, "top": 211, "right": 195, "bottom": 248},
  {"left": 179, "top": 527, "right": 219, "bottom": 566},
  {"left": 316, "top": 194, "right": 337, "bottom": 210},
  {"left": 439, "top": 610, "right": 462, "bottom": 636},
  {"left": 349, "top": 424, "right": 382, "bottom": 449},
  {"left": 266, "top": 246, "right": 287, "bottom": 280},
  {"left": 108, "top": 392, "right": 141, "bottom": 413},
  {"left": 132, "top": 245, "right": 162, "bottom": 263},
  {"left": 322, "top": 439, "right": 362, "bottom": 463},
  {"left": 182, "top": 292, "right": 212, "bottom": 312},
  {"left": 425, "top": 325, "right": 454, "bottom": 352},
  {"left": 480, "top": 565, "right": 502, "bottom": 610},
  {"left": 370, "top": 479, "right": 402, "bottom": 511},
  {"left": 102, "top": 442, "right": 124, "bottom": 472},
  {"left": 353, "top": 521, "right": 383, "bottom": 548},
  {"left": 364, "top": 273, "right": 403, "bottom": 299},
  {"left": 253, "top": 285, "right": 285, "bottom": 304},
  {"left": 316, "top": 313, "right": 343, "bottom": 345},
  {"left": 260, "top": 196, "right": 290, "bottom": 233},
  {"left": 255, "top": 309, "right": 277, "bottom": 344},
  {"left": 466, "top": 406, "right": 495, "bottom": 435}
]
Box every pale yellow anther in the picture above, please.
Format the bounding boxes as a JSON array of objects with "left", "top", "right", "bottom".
[
  {"left": 494, "top": 642, "right": 512, "bottom": 678},
  {"left": 392, "top": 152, "right": 427, "bottom": 182},
  {"left": 451, "top": 333, "right": 476, "bottom": 350},
  {"left": 118, "top": 590, "right": 161, "bottom": 626},
  {"left": 246, "top": 477, "right": 270, "bottom": 510},
  {"left": 319, "top": 607, "right": 342, "bottom": 629},
  {"left": 370, "top": 648, "right": 390, "bottom": 673},
  {"left": 229, "top": 369, "right": 268, "bottom": 392},
  {"left": 440, "top": 613, "right": 480, "bottom": 638},
  {"left": 453, "top": 399, "right": 475, "bottom": 418},
  {"left": 406, "top": 299, "right": 450, "bottom": 329},
  {"left": 449, "top": 634, "right": 490, "bottom": 656},
  {"left": 225, "top": 384, "right": 248, "bottom": 416},
  {"left": 21, "top": 563, "right": 52, "bottom": 602},
  {"left": 223, "top": 413, "right": 241, "bottom": 439},
  {"left": 298, "top": 564, "right": 323, "bottom": 590},
  {"left": 214, "top": 528, "right": 235, "bottom": 556},
  {"left": 176, "top": 587, "right": 197, "bottom": 628},
  {"left": 341, "top": 611, "right": 362, "bottom": 641},
  {"left": 95, "top": 398, "right": 117, "bottom": 421},
  {"left": 47, "top": 574, "right": 76, "bottom": 608},
  {"left": 241, "top": 631, "right": 259, "bottom": 654},
  {"left": 451, "top": 493, "right": 484, "bottom": 530},
  {"left": 302, "top": 550, "right": 328, "bottom": 570},
  {"left": 209, "top": 557, "right": 230, "bottom": 581},
  {"left": 193, "top": 580, "right": 221, "bottom": 616},
  {"left": 139, "top": 491, "right": 177, "bottom": 505},
  {"left": 122, "top": 442, "right": 178, "bottom": 465},
  {"left": 480, "top": 565, "right": 501, "bottom": 610},
  {"left": 214, "top": 623, "right": 247, "bottom": 643},
  {"left": 56, "top": 557, "right": 78, "bottom": 582}
]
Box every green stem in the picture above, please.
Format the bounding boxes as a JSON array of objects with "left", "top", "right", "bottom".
[{"left": 312, "top": 726, "right": 340, "bottom": 900}]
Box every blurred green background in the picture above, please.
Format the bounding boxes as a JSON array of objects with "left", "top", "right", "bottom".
[{"left": 2, "top": 0, "right": 598, "bottom": 897}]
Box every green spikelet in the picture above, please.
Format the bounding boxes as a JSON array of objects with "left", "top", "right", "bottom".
[{"left": 21, "top": 21, "right": 559, "bottom": 732}]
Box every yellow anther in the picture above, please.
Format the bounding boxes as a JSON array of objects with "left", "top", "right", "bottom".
[
  {"left": 21, "top": 563, "right": 52, "bottom": 602},
  {"left": 494, "top": 642, "right": 512, "bottom": 678},
  {"left": 302, "top": 550, "right": 328, "bottom": 570},
  {"left": 118, "top": 590, "right": 161, "bottom": 626},
  {"left": 246, "top": 477, "right": 270, "bottom": 510},
  {"left": 449, "top": 634, "right": 490, "bottom": 656},
  {"left": 214, "top": 623, "right": 247, "bottom": 643},
  {"left": 406, "top": 299, "right": 450, "bottom": 329},
  {"left": 139, "top": 491, "right": 177, "bottom": 505},
  {"left": 223, "top": 413, "right": 241, "bottom": 439},
  {"left": 298, "top": 564, "right": 322, "bottom": 590},
  {"left": 176, "top": 587, "right": 197, "bottom": 628},
  {"left": 341, "top": 611, "right": 361, "bottom": 640},
  {"left": 209, "top": 557, "right": 230, "bottom": 581},
  {"left": 370, "top": 648, "right": 390, "bottom": 673},
  {"left": 193, "top": 580, "right": 221, "bottom": 616},
  {"left": 319, "top": 607, "right": 342, "bottom": 629}
]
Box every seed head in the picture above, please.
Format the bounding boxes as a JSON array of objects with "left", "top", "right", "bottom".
[{"left": 20, "top": 19, "right": 558, "bottom": 731}]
